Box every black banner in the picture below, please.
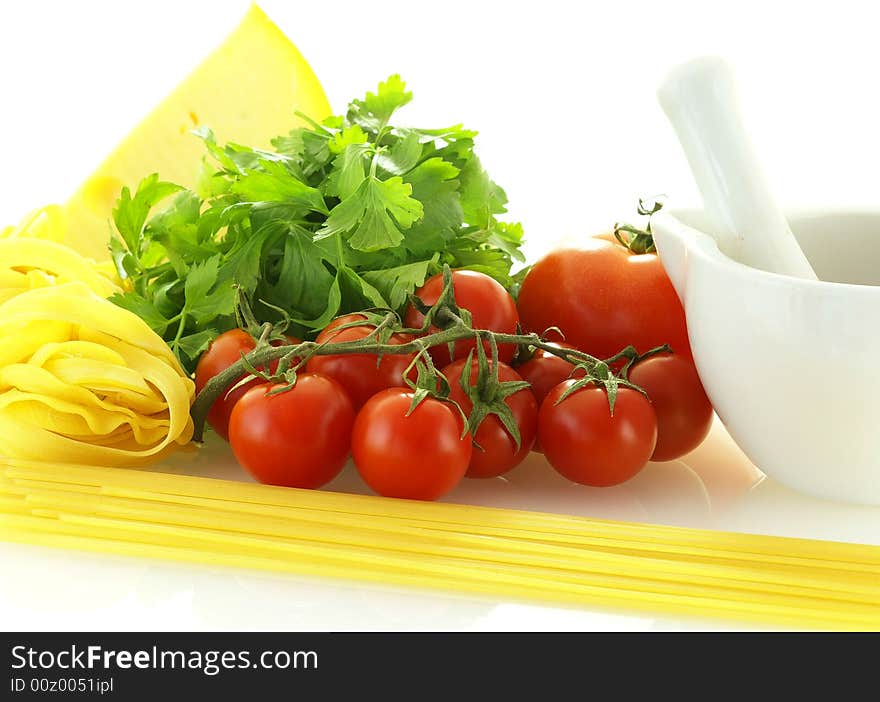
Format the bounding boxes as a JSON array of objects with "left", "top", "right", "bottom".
[{"left": 1, "top": 632, "right": 874, "bottom": 699}]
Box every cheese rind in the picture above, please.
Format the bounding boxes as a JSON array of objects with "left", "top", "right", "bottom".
[{"left": 63, "top": 4, "right": 331, "bottom": 260}]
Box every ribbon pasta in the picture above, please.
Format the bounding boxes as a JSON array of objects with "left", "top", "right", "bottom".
[{"left": 0, "top": 207, "right": 194, "bottom": 466}]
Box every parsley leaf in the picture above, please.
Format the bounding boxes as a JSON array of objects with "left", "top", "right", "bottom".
[
  {"left": 259, "top": 225, "right": 335, "bottom": 328},
  {"left": 112, "top": 174, "right": 182, "bottom": 256},
  {"left": 458, "top": 155, "right": 508, "bottom": 228},
  {"left": 288, "top": 273, "right": 342, "bottom": 329},
  {"left": 323, "top": 142, "right": 371, "bottom": 199},
  {"left": 230, "top": 159, "right": 328, "bottom": 213},
  {"left": 362, "top": 256, "right": 439, "bottom": 309},
  {"left": 376, "top": 129, "right": 422, "bottom": 176},
  {"left": 108, "top": 75, "right": 525, "bottom": 371},
  {"left": 316, "top": 176, "right": 423, "bottom": 252},
  {"left": 175, "top": 330, "right": 217, "bottom": 364},
  {"left": 347, "top": 74, "right": 412, "bottom": 132},
  {"left": 183, "top": 256, "right": 236, "bottom": 326},
  {"left": 109, "top": 291, "right": 171, "bottom": 335},
  {"left": 403, "top": 158, "right": 462, "bottom": 254}
]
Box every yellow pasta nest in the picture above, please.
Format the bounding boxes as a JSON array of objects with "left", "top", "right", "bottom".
[
  {"left": 0, "top": 205, "right": 122, "bottom": 303},
  {"left": 0, "top": 207, "right": 195, "bottom": 466}
]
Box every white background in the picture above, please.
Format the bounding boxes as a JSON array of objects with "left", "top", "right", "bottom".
[
  {"left": 2, "top": 0, "right": 880, "bottom": 631},
  {"left": 4, "top": 0, "right": 880, "bottom": 251}
]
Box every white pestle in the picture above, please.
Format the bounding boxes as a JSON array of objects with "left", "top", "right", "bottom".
[{"left": 657, "top": 57, "right": 818, "bottom": 280}]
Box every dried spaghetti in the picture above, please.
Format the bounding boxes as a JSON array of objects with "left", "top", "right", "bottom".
[{"left": 1, "top": 460, "right": 878, "bottom": 630}]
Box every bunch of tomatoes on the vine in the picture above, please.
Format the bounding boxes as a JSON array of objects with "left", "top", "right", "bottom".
[{"left": 194, "top": 204, "right": 714, "bottom": 501}]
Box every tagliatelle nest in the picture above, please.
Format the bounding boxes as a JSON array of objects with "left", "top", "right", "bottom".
[{"left": 0, "top": 208, "right": 194, "bottom": 466}]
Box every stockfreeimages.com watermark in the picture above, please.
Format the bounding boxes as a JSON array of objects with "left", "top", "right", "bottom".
[{"left": 11, "top": 644, "right": 318, "bottom": 677}]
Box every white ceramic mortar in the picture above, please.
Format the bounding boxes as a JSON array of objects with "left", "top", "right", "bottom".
[{"left": 652, "top": 207, "right": 880, "bottom": 505}]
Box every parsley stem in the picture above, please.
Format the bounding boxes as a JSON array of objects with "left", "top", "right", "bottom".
[
  {"left": 172, "top": 311, "right": 188, "bottom": 350},
  {"left": 334, "top": 229, "right": 346, "bottom": 269}
]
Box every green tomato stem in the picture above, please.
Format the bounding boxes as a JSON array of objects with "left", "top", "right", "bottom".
[{"left": 190, "top": 317, "right": 663, "bottom": 442}]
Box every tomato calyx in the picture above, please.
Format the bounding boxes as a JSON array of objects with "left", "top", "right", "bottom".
[
  {"left": 323, "top": 309, "right": 403, "bottom": 340},
  {"left": 457, "top": 336, "right": 532, "bottom": 451},
  {"left": 556, "top": 361, "right": 640, "bottom": 415},
  {"left": 238, "top": 352, "right": 298, "bottom": 399},
  {"left": 613, "top": 342, "right": 674, "bottom": 379},
  {"left": 613, "top": 198, "right": 664, "bottom": 255},
  {"left": 235, "top": 286, "right": 293, "bottom": 346},
  {"left": 402, "top": 352, "right": 470, "bottom": 438},
  {"left": 241, "top": 308, "right": 408, "bottom": 398},
  {"left": 309, "top": 309, "right": 406, "bottom": 359},
  {"left": 512, "top": 324, "right": 566, "bottom": 364},
  {"left": 405, "top": 266, "right": 476, "bottom": 364},
  {"left": 557, "top": 343, "right": 671, "bottom": 415},
  {"left": 406, "top": 266, "right": 474, "bottom": 332},
  {"left": 221, "top": 320, "right": 304, "bottom": 401},
  {"left": 221, "top": 289, "right": 307, "bottom": 398}
]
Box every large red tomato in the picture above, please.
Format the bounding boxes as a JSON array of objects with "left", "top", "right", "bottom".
[
  {"left": 404, "top": 270, "right": 519, "bottom": 366},
  {"left": 517, "top": 235, "right": 691, "bottom": 361},
  {"left": 443, "top": 358, "right": 538, "bottom": 478}
]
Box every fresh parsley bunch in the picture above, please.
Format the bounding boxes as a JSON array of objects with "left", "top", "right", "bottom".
[{"left": 109, "top": 75, "right": 525, "bottom": 371}]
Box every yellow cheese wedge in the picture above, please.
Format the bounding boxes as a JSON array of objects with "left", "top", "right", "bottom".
[{"left": 63, "top": 3, "right": 330, "bottom": 260}]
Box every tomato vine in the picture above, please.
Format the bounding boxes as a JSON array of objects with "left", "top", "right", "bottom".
[{"left": 190, "top": 267, "right": 669, "bottom": 442}]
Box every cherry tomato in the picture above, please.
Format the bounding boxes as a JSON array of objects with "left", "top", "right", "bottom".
[
  {"left": 514, "top": 342, "right": 586, "bottom": 452},
  {"left": 515, "top": 342, "right": 586, "bottom": 405},
  {"left": 629, "top": 354, "right": 713, "bottom": 461},
  {"left": 404, "top": 270, "right": 519, "bottom": 366},
  {"left": 538, "top": 382, "right": 657, "bottom": 487},
  {"left": 194, "top": 329, "right": 299, "bottom": 440},
  {"left": 320, "top": 313, "right": 371, "bottom": 336},
  {"left": 228, "top": 374, "right": 355, "bottom": 489},
  {"left": 352, "top": 388, "right": 471, "bottom": 500},
  {"left": 443, "top": 358, "right": 537, "bottom": 478},
  {"left": 307, "top": 315, "right": 417, "bottom": 409},
  {"left": 517, "top": 235, "right": 691, "bottom": 361}
]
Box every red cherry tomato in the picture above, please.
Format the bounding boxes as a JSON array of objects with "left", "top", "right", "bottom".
[
  {"left": 352, "top": 388, "right": 471, "bottom": 500},
  {"left": 516, "top": 342, "right": 586, "bottom": 405},
  {"left": 538, "top": 382, "right": 657, "bottom": 487},
  {"left": 443, "top": 358, "right": 537, "bottom": 478},
  {"left": 194, "top": 329, "right": 299, "bottom": 440},
  {"left": 228, "top": 375, "right": 355, "bottom": 489},
  {"left": 307, "top": 315, "right": 417, "bottom": 409},
  {"left": 320, "top": 313, "right": 371, "bottom": 336},
  {"left": 514, "top": 342, "right": 586, "bottom": 452},
  {"left": 517, "top": 235, "right": 691, "bottom": 361},
  {"left": 629, "top": 354, "right": 713, "bottom": 461},
  {"left": 404, "top": 270, "right": 519, "bottom": 366}
]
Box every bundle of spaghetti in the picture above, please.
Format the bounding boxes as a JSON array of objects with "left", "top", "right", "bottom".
[{"left": 2, "top": 459, "right": 879, "bottom": 630}]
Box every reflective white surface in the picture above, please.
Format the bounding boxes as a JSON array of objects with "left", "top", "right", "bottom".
[{"left": 2, "top": 420, "right": 878, "bottom": 631}]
